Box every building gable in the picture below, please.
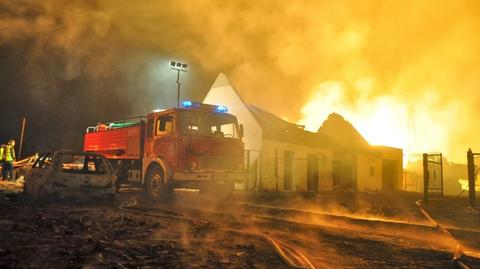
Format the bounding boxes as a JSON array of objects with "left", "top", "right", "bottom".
[{"left": 203, "top": 73, "right": 263, "bottom": 152}]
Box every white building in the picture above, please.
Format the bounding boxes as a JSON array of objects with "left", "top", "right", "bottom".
[
  {"left": 204, "top": 73, "right": 403, "bottom": 192},
  {"left": 204, "top": 73, "right": 333, "bottom": 192}
]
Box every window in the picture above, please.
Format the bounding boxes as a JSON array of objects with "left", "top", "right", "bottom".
[
  {"left": 58, "top": 154, "right": 108, "bottom": 174},
  {"left": 33, "top": 153, "right": 53, "bottom": 169},
  {"left": 219, "top": 123, "right": 236, "bottom": 138},
  {"left": 209, "top": 123, "right": 236, "bottom": 137},
  {"left": 156, "top": 115, "right": 174, "bottom": 135},
  {"left": 179, "top": 110, "right": 239, "bottom": 138}
]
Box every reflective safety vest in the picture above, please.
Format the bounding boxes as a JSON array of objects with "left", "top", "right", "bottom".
[
  {"left": 4, "top": 145, "right": 15, "bottom": 162},
  {"left": 0, "top": 146, "right": 4, "bottom": 161}
]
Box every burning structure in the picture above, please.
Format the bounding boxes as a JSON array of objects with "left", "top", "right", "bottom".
[
  {"left": 318, "top": 113, "right": 403, "bottom": 191},
  {"left": 204, "top": 73, "right": 403, "bottom": 192}
]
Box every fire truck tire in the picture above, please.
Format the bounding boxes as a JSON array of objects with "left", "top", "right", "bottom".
[{"left": 145, "top": 166, "right": 172, "bottom": 203}]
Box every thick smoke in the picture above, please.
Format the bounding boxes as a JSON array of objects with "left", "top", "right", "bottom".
[{"left": 0, "top": 0, "right": 480, "bottom": 161}]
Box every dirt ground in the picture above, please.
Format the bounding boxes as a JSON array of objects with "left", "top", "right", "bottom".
[
  {"left": 1, "top": 181, "right": 480, "bottom": 269},
  {"left": 0, "top": 190, "right": 286, "bottom": 268}
]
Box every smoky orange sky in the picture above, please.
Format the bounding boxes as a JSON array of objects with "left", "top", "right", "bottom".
[{"left": 1, "top": 0, "right": 480, "bottom": 162}]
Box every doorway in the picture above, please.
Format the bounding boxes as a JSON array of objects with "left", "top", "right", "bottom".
[
  {"left": 382, "top": 160, "right": 396, "bottom": 190},
  {"left": 284, "top": 151, "right": 293, "bottom": 190},
  {"left": 307, "top": 154, "right": 319, "bottom": 192}
]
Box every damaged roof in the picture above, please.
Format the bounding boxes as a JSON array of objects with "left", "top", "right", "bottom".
[
  {"left": 248, "top": 105, "right": 333, "bottom": 148},
  {"left": 317, "top": 113, "right": 370, "bottom": 150},
  {"left": 205, "top": 73, "right": 401, "bottom": 155}
]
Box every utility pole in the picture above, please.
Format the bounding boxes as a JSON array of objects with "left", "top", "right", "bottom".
[
  {"left": 18, "top": 117, "right": 26, "bottom": 159},
  {"left": 176, "top": 70, "right": 180, "bottom": 108}
]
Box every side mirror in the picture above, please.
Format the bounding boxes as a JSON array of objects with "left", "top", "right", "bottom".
[{"left": 239, "top": 124, "right": 244, "bottom": 138}]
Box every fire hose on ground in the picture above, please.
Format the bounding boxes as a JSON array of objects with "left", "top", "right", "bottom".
[
  {"left": 118, "top": 199, "right": 316, "bottom": 269},
  {"left": 416, "top": 200, "right": 470, "bottom": 269}
]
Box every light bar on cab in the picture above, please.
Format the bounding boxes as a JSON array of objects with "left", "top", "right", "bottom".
[
  {"left": 182, "top": 100, "right": 193, "bottom": 108},
  {"left": 181, "top": 100, "right": 228, "bottom": 113},
  {"left": 215, "top": 105, "right": 228, "bottom": 113}
]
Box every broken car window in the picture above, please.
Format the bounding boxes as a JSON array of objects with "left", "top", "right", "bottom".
[
  {"left": 58, "top": 154, "right": 108, "bottom": 174},
  {"left": 33, "top": 153, "right": 53, "bottom": 169}
]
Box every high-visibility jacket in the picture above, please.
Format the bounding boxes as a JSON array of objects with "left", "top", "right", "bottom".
[
  {"left": 0, "top": 146, "right": 4, "bottom": 161},
  {"left": 4, "top": 145, "right": 15, "bottom": 162}
]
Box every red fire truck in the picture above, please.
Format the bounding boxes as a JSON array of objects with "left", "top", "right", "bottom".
[{"left": 83, "top": 101, "right": 247, "bottom": 201}]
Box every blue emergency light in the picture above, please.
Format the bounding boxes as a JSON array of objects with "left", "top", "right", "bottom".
[
  {"left": 181, "top": 100, "right": 228, "bottom": 112},
  {"left": 182, "top": 100, "right": 193, "bottom": 107},
  {"left": 215, "top": 105, "right": 228, "bottom": 113}
]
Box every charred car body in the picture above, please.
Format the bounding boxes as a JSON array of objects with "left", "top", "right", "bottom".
[
  {"left": 83, "top": 101, "right": 247, "bottom": 201},
  {"left": 24, "top": 150, "right": 116, "bottom": 198}
]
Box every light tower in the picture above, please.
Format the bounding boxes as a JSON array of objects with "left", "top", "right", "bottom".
[{"left": 169, "top": 61, "right": 188, "bottom": 108}]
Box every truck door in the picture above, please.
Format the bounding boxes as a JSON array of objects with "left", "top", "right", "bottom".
[{"left": 153, "top": 114, "right": 177, "bottom": 170}]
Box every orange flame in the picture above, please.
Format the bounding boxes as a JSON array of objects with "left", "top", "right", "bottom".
[{"left": 298, "top": 80, "right": 455, "bottom": 164}]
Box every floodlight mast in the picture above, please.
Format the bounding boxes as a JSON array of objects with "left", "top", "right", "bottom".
[{"left": 169, "top": 61, "right": 188, "bottom": 108}]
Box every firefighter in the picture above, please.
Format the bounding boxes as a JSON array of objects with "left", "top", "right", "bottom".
[
  {"left": 2, "top": 139, "right": 16, "bottom": 181},
  {"left": 0, "top": 143, "right": 5, "bottom": 180}
]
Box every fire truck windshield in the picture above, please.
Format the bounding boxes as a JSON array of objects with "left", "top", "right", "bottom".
[{"left": 179, "top": 110, "right": 240, "bottom": 138}]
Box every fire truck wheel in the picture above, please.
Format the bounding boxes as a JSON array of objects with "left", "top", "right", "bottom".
[{"left": 146, "top": 166, "right": 172, "bottom": 203}]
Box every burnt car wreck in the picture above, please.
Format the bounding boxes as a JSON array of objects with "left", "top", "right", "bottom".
[{"left": 24, "top": 150, "right": 117, "bottom": 199}]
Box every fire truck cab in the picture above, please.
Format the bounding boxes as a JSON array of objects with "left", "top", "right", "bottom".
[{"left": 83, "top": 101, "right": 247, "bottom": 201}]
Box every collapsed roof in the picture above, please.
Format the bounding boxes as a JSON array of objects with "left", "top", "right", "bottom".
[
  {"left": 248, "top": 105, "right": 333, "bottom": 148},
  {"left": 317, "top": 112, "right": 370, "bottom": 150}
]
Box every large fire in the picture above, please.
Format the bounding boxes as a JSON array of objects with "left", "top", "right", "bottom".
[
  {"left": 458, "top": 178, "right": 480, "bottom": 191},
  {"left": 298, "top": 80, "right": 452, "bottom": 164}
]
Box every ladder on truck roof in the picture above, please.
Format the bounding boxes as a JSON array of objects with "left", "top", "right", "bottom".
[{"left": 86, "top": 116, "right": 146, "bottom": 133}]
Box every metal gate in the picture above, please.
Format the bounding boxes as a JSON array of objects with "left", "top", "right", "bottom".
[
  {"left": 423, "top": 153, "right": 443, "bottom": 201},
  {"left": 244, "top": 150, "right": 261, "bottom": 191}
]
